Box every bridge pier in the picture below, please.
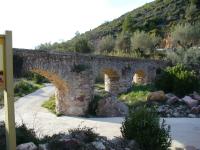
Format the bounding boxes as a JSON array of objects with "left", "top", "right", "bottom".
[
  {"left": 55, "top": 70, "right": 94, "bottom": 116},
  {"left": 104, "top": 73, "right": 120, "bottom": 95}
]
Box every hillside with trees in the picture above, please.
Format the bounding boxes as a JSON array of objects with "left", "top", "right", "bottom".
[{"left": 36, "top": 0, "right": 200, "bottom": 54}]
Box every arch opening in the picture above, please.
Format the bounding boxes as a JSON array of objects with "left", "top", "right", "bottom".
[
  {"left": 132, "top": 70, "right": 146, "bottom": 85},
  {"left": 31, "top": 68, "right": 94, "bottom": 116},
  {"left": 101, "top": 68, "right": 120, "bottom": 95}
]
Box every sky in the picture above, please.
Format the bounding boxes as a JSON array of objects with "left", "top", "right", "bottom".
[{"left": 0, "top": 0, "right": 153, "bottom": 49}]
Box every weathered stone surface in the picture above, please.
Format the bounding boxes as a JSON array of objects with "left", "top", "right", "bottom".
[
  {"left": 16, "top": 142, "right": 37, "bottom": 150},
  {"left": 182, "top": 96, "right": 198, "bottom": 108},
  {"left": 96, "top": 96, "right": 128, "bottom": 117},
  {"left": 147, "top": 91, "right": 166, "bottom": 102}
]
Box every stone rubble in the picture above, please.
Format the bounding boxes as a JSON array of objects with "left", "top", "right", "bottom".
[{"left": 147, "top": 91, "right": 200, "bottom": 118}]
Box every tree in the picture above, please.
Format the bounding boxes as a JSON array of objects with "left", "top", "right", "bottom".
[
  {"left": 131, "top": 30, "right": 161, "bottom": 53},
  {"left": 115, "top": 32, "right": 131, "bottom": 53},
  {"left": 97, "top": 35, "right": 115, "bottom": 53},
  {"left": 122, "top": 14, "right": 133, "bottom": 33},
  {"left": 185, "top": 4, "right": 197, "bottom": 20},
  {"left": 171, "top": 23, "right": 200, "bottom": 49},
  {"left": 74, "top": 36, "right": 93, "bottom": 53}
]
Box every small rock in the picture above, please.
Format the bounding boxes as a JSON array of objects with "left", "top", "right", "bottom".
[
  {"left": 185, "top": 145, "right": 198, "bottom": 150},
  {"left": 191, "top": 107, "right": 200, "bottom": 114},
  {"left": 190, "top": 91, "right": 200, "bottom": 101},
  {"left": 165, "top": 93, "right": 176, "bottom": 99},
  {"left": 173, "top": 112, "right": 180, "bottom": 117},
  {"left": 38, "top": 144, "right": 48, "bottom": 150},
  {"left": 182, "top": 96, "right": 198, "bottom": 108},
  {"left": 17, "top": 142, "right": 37, "bottom": 150},
  {"left": 188, "top": 114, "right": 197, "bottom": 118},
  {"left": 167, "top": 96, "right": 179, "bottom": 105},
  {"left": 92, "top": 141, "right": 106, "bottom": 150},
  {"left": 147, "top": 91, "right": 166, "bottom": 102}
]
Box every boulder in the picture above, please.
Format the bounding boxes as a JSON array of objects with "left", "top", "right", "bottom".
[
  {"left": 147, "top": 91, "right": 166, "bottom": 102},
  {"left": 92, "top": 141, "right": 106, "bottom": 150},
  {"left": 190, "top": 92, "right": 200, "bottom": 101},
  {"left": 166, "top": 96, "right": 179, "bottom": 105},
  {"left": 182, "top": 96, "right": 198, "bottom": 108},
  {"left": 165, "top": 93, "right": 176, "bottom": 99},
  {"left": 191, "top": 106, "right": 200, "bottom": 114},
  {"left": 17, "top": 142, "right": 37, "bottom": 150},
  {"left": 96, "top": 96, "right": 128, "bottom": 117}
]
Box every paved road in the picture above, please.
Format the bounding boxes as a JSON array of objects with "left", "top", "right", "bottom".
[{"left": 0, "top": 84, "right": 200, "bottom": 149}]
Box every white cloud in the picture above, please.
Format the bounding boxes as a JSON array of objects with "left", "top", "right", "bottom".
[{"left": 0, "top": 0, "right": 152, "bottom": 48}]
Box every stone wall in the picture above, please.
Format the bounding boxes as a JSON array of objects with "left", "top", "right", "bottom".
[{"left": 13, "top": 48, "right": 168, "bottom": 116}]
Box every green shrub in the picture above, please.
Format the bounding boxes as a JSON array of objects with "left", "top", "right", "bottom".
[
  {"left": 0, "top": 122, "right": 39, "bottom": 150},
  {"left": 121, "top": 106, "right": 171, "bottom": 150},
  {"left": 74, "top": 36, "right": 93, "bottom": 53},
  {"left": 42, "top": 96, "right": 56, "bottom": 114},
  {"left": 155, "top": 64, "right": 199, "bottom": 96},
  {"left": 24, "top": 72, "right": 49, "bottom": 84},
  {"left": 119, "top": 84, "right": 156, "bottom": 107},
  {"left": 68, "top": 127, "right": 99, "bottom": 143},
  {"left": 88, "top": 95, "right": 102, "bottom": 116},
  {"left": 16, "top": 124, "right": 39, "bottom": 145},
  {"left": 14, "top": 80, "right": 40, "bottom": 97}
]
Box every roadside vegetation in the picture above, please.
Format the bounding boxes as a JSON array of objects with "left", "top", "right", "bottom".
[
  {"left": 119, "top": 84, "right": 156, "bottom": 107},
  {"left": 0, "top": 72, "right": 49, "bottom": 108},
  {"left": 42, "top": 96, "right": 56, "bottom": 114}
]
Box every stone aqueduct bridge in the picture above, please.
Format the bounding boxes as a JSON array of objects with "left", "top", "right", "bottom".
[{"left": 13, "top": 48, "right": 167, "bottom": 116}]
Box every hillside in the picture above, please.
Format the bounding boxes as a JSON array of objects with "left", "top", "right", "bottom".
[{"left": 37, "top": 0, "right": 200, "bottom": 51}]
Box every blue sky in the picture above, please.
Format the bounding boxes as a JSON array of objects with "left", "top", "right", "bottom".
[{"left": 0, "top": 0, "right": 153, "bottom": 48}]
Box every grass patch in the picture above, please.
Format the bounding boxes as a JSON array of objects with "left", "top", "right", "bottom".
[
  {"left": 119, "top": 84, "right": 156, "bottom": 107},
  {"left": 42, "top": 96, "right": 56, "bottom": 114}
]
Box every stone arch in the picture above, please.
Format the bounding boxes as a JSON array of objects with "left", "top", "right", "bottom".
[
  {"left": 101, "top": 68, "right": 120, "bottom": 95},
  {"left": 132, "top": 69, "right": 146, "bottom": 84},
  {"left": 31, "top": 68, "right": 94, "bottom": 116}
]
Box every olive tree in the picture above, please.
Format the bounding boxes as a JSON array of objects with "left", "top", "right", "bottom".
[
  {"left": 74, "top": 36, "right": 93, "bottom": 53},
  {"left": 171, "top": 23, "right": 200, "bottom": 49},
  {"left": 131, "top": 30, "right": 161, "bottom": 53},
  {"left": 115, "top": 32, "right": 131, "bottom": 53},
  {"left": 97, "top": 35, "right": 115, "bottom": 53}
]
